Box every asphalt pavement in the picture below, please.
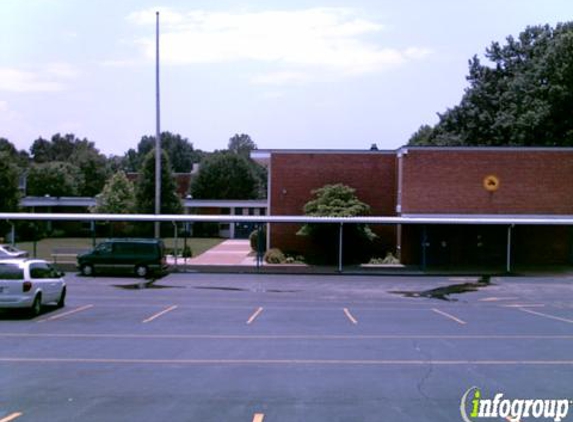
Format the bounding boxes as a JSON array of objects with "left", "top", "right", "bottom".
[{"left": 1, "top": 273, "right": 572, "bottom": 422}]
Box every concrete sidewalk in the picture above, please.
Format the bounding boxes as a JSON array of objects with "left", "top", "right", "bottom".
[{"left": 170, "top": 239, "right": 256, "bottom": 266}]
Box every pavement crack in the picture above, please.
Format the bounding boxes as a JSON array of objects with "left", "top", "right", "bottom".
[{"left": 413, "top": 340, "right": 434, "bottom": 400}]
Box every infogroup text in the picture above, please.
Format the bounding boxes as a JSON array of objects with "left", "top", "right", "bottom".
[{"left": 460, "top": 387, "right": 571, "bottom": 422}]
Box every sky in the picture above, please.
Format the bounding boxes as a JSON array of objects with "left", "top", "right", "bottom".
[{"left": 1, "top": 0, "right": 572, "bottom": 156}]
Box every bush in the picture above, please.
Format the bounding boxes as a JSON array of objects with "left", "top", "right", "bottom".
[
  {"left": 249, "top": 227, "right": 267, "bottom": 252},
  {"left": 264, "top": 248, "right": 286, "bottom": 264},
  {"left": 182, "top": 245, "right": 193, "bottom": 258},
  {"left": 368, "top": 252, "right": 400, "bottom": 265}
]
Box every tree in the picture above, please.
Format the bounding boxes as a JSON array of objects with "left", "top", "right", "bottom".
[
  {"left": 70, "top": 141, "right": 109, "bottom": 197},
  {"left": 29, "top": 133, "right": 109, "bottom": 196},
  {"left": 228, "top": 133, "right": 257, "bottom": 158},
  {"left": 227, "top": 133, "right": 267, "bottom": 198},
  {"left": 190, "top": 152, "right": 258, "bottom": 200},
  {"left": 297, "top": 184, "right": 376, "bottom": 264},
  {"left": 26, "top": 162, "right": 83, "bottom": 197},
  {"left": 125, "top": 132, "right": 203, "bottom": 173},
  {"left": 135, "top": 149, "right": 182, "bottom": 214},
  {"left": 92, "top": 171, "right": 135, "bottom": 214},
  {"left": 0, "top": 138, "right": 29, "bottom": 168},
  {"left": 409, "top": 22, "right": 573, "bottom": 146},
  {"left": 408, "top": 125, "right": 435, "bottom": 146},
  {"left": 0, "top": 152, "right": 21, "bottom": 238}
]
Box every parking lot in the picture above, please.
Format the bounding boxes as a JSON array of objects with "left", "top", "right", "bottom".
[{"left": 1, "top": 272, "right": 573, "bottom": 422}]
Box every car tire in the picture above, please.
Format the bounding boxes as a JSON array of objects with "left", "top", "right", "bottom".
[
  {"left": 81, "top": 264, "right": 94, "bottom": 277},
  {"left": 30, "top": 294, "right": 42, "bottom": 317},
  {"left": 135, "top": 265, "right": 148, "bottom": 278},
  {"left": 57, "top": 287, "right": 66, "bottom": 308}
]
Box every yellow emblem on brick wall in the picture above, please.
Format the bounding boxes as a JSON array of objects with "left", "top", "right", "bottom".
[{"left": 483, "top": 175, "right": 500, "bottom": 192}]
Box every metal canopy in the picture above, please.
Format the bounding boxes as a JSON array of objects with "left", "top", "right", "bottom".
[{"left": 1, "top": 212, "right": 573, "bottom": 225}]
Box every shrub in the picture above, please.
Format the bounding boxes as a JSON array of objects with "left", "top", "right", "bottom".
[
  {"left": 182, "top": 245, "right": 193, "bottom": 258},
  {"left": 264, "top": 248, "right": 286, "bottom": 264},
  {"left": 297, "top": 184, "right": 377, "bottom": 264},
  {"left": 369, "top": 252, "right": 400, "bottom": 265},
  {"left": 249, "top": 227, "right": 267, "bottom": 252}
]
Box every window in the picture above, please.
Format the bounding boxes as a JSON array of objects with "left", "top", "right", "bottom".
[
  {"left": 113, "top": 243, "right": 134, "bottom": 254},
  {"left": 0, "top": 264, "right": 24, "bottom": 280},
  {"left": 30, "top": 263, "right": 52, "bottom": 279},
  {"left": 96, "top": 243, "right": 112, "bottom": 254}
]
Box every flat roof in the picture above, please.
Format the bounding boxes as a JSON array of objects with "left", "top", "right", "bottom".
[
  {"left": 253, "top": 149, "right": 396, "bottom": 155},
  {"left": 402, "top": 146, "right": 573, "bottom": 152},
  {"left": 252, "top": 146, "right": 573, "bottom": 164}
]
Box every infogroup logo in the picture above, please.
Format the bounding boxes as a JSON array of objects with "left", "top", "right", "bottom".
[{"left": 460, "top": 387, "right": 571, "bottom": 422}]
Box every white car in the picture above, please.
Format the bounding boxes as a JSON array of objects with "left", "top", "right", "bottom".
[
  {"left": 0, "top": 259, "right": 66, "bottom": 316},
  {"left": 0, "top": 244, "right": 28, "bottom": 259}
]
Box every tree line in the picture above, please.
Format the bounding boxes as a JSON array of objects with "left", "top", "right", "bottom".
[
  {"left": 0, "top": 132, "right": 266, "bottom": 218},
  {"left": 409, "top": 22, "right": 573, "bottom": 146}
]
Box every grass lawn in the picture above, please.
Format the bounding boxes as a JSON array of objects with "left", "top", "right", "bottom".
[{"left": 16, "top": 237, "right": 225, "bottom": 261}]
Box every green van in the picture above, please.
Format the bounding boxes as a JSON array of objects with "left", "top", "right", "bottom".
[{"left": 77, "top": 239, "right": 167, "bottom": 277}]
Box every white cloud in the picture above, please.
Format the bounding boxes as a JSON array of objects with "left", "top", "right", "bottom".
[
  {"left": 98, "top": 59, "right": 141, "bottom": 68},
  {"left": 0, "top": 100, "right": 8, "bottom": 112},
  {"left": 0, "top": 63, "right": 78, "bottom": 93},
  {"left": 251, "top": 71, "right": 311, "bottom": 86},
  {"left": 128, "top": 7, "right": 431, "bottom": 76}
]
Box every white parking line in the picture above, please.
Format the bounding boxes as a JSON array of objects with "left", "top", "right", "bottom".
[
  {"left": 247, "top": 307, "right": 264, "bottom": 325},
  {"left": 432, "top": 308, "right": 466, "bottom": 325},
  {"left": 343, "top": 308, "right": 358, "bottom": 325},
  {"left": 479, "top": 297, "right": 519, "bottom": 302},
  {"left": 37, "top": 305, "right": 94, "bottom": 323},
  {"left": 502, "top": 304, "right": 545, "bottom": 308},
  {"left": 519, "top": 308, "right": 573, "bottom": 324},
  {"left": 0, "top": 412, "right": 23, "bottom": 422},
  {"left": 252, "top": 413, "right": 265, "bottom": 422},
  {"left": 142, "top": 305, "right": 178, "bottom": 324}
]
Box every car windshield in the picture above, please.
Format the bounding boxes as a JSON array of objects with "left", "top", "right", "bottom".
[{"left": 0, "top": 263, "right": 24, "bottom": 280}]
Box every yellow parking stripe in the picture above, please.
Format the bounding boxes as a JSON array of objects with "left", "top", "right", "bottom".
[
  {"left": 432, "top": 308, "right": 466, "bottom": 325},
  {"left": 142, "top": 305, "right": 178, "bottom": 323},
  {"left": 252, "top": 413, "right": 265, "bottom": 422},
  {"left": 0, "top": 412, "right": 23, "bottom": 422},
  {"left": 37, "top": 305, "right": 94, "bottom": 323},
  {"left": 247, "top": 307, "right": 264, "bottom": 325}
]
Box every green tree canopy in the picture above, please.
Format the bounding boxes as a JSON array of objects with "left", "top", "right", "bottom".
[
  {"left": 228, "top": 133, "right": 257, "bottom": 158},
  {"left": 135, "top": 149, "right": 182, "bottom": 214},
  {"left": 0, "top": 138, "right": 29, "bottom": 168},
  {"left": 409, "top": 22, "right": 573, "bottom": 146},
  {"left": 92, "top": 171, "right": 135, "bottom": 214},
  {"left": 124, "top": 132, "right": 204, "bottom": 173},
  {"left": 190, "top": 152, "right": 258, "bottom": 200},
  {"left": 298, "top": 184, "right": 376, "bottom": 264},
  {"left": 0, "top": 152, "right": 21, "bottom": 212},
  {"left": 29, "top": 133, "right": 109, "bottom": 195},
  {"left": 26, "top": 162, "right": 83, "bottom": 197},
  {"left": 0, "top": 152, "right": 20, "bottom": 239}
]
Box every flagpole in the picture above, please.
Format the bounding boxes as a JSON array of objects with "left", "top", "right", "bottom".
[{"left": 154, "top": 10, "right": 161, "bottom": 238}]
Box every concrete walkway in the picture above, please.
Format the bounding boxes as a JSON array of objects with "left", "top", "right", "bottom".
[{"left": 178, "top": 239, "right": 256, "bottom": 266}]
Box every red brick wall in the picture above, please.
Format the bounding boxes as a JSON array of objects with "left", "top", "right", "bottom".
[
  {"left": 401, "top": 149, "right": 573, "bottom": 214},
  {"left": 269, "top": 152, "right": 397, "bottom": 253}
]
